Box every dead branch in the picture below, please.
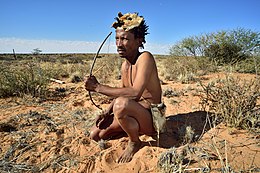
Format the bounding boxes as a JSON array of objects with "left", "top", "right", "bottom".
[{"left": 49, "top": 78, "right": 65, "bottom": 84}]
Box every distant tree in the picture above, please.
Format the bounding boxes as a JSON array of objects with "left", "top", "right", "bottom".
[
  {"left": 32, "top": 48, "right": 42, "bottom": 55},
  {"left": 169, "top": 28, "right": 259, "bottom": 64},
  {"left": 229, "top": 28, "right": 260, "bottom": 56},
  {"left": 205, "top": 29, "right": 259, "bottom": 64},
  {"left": 194, "top": 33, "right": 213, "bottom": 57},
  {"left": 182, "top": 37, "right": 200, "bottom": 57},
  {"left": 169, "top": 36, "right": 201, "bottom": 57},
  {"left": 169, "top": 41, "right": 189, "bottom": 56}
]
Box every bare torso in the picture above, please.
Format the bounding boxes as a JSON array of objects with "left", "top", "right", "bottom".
[{"left": 121, "top": 51, "right": 162, "bottom": 109}]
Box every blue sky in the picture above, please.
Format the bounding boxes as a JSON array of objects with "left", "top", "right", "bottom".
[{"left": 1, "top": 0, "right": 259, "bottom": 54}]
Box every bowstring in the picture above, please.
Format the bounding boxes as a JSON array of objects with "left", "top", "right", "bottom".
[{"left": 107, "top": 32, "right": 111, "bottom": 54}]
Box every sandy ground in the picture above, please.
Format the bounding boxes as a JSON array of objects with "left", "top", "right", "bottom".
[{"left": 0, "top": 72, "right": 259, "bottom": 173}]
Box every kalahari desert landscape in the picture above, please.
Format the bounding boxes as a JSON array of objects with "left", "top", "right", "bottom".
[{"left": 0, "top": 53, "right": 259, "bottom": 173}]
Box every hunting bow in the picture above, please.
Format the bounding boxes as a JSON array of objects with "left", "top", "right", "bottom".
[{"left": 89, "top": 31, "right": 112, "bottom": 110}]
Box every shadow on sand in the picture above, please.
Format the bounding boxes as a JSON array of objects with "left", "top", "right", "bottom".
[{"left": 145, "top": 111, "right": 214, "bottom": 148}]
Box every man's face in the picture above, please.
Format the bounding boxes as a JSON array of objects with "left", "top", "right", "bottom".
[{"left": 115, "top": 28, "right": 141, "bottom": 58}]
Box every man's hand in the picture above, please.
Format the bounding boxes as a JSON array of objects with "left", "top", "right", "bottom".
[
  {"left": 85, "top": 75, "right": 99, "bottom": 92},
  {"left": 95, "top": 111, "right": 113, "bottom": 129}
]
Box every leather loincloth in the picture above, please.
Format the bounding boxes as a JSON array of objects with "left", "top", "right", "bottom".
[{"left": 150, "top": 102, "right": 167, "bottom": 134}]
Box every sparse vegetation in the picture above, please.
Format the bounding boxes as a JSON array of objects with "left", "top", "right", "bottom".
[
  {"left": 157, "top": 147, "right": 188, "bottom": 172},
  {"left": 157, "top": 56, "right": 217, "bottom": 83},
  {"left": 0, "top": 109, "right": 95, "bottom": 172},
  {"left": 200, "top": 75, "right": 260, "bottom": 133},
  {"left": 234, "top": 56, "right": 260, "bottom": 74},
  {"left": 0, "top": 54, "right": 120, "bottom": 98},
  {"left": 163, "top": 87, "right": 183, "bottom": 98},
  {"left": 0, "top": 61, "right": 50, "bottom": 97},
  {"left": 0, "top": 51, "right": 259, "bottom": 172}
]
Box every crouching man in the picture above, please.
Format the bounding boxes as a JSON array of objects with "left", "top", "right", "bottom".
[{"left": 85, "top": 12, "right": 165, "bottom": 163}]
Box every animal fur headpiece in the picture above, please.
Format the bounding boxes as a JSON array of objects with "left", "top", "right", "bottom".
[{"left": 112, "top": 12, "right": 144, "bottom": 31}]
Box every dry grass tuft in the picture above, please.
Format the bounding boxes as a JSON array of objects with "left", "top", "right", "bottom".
[
  {"left": 157, "top": 147, "right": 187, "bottom": 172},
  {"left": 0, "top": 61, "right": 50, "bottom": 97},
  {"left": 178, "top": 125, "right": 195, "bottom": 144},
  {"left": 157, "top": 145, "right": 218, "bottom": 173},
  {"left": 157, "top": 56, "right": 217, "bottom": 83},
  {"left": 199, "top": 75, "right": 260, "bottom": 133},
  {"left": 163, "top": 88, "right": 183, "bottom": 98}
]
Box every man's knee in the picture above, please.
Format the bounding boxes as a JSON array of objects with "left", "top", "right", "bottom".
[{"left": 113, "top": 97, "right": 130, "bottom": 119}]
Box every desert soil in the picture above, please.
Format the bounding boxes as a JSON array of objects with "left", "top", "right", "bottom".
[{"left": 0, "top": 72, "right": 259, "bottom": 173}]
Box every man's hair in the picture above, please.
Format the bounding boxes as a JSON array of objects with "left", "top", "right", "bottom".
[
  {"left": 112, "top": 12, "right": 149, "bottom": 49},
  {"left": 130, "top": 19, "right": 149, "bottom": 49}
]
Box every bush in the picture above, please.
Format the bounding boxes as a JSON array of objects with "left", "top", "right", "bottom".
[
  {"left": 169, "top": 28, "right": 260, "bottom": 64},
  {"left": 199, "top": 75, "right": 260, "bottom": 132},
  {"left": 157, "top": 147, "right": 186, "bottom": 172},
  {"left": 234, "top": 56, "right": 260, "bottom": 74},
  {"left": 0, "top": 62, "right": 50, "bottom": 97},
  {"left": 204, "top": 42, "right": 247, "bottom": 64}
]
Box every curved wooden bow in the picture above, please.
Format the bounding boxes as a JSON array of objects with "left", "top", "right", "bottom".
[{"left": 89, "top": 32, "right": 112, "bottom": 110}]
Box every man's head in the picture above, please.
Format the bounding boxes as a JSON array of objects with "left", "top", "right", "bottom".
[{"left": 112, "top": 12, "right": 149, "bottom": 49}]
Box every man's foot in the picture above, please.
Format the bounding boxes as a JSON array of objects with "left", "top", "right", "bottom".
[{"left": 117, "top": 140, "right": 142, "bottom": 163}]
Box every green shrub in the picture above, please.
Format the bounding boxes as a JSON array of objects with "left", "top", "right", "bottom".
[
  {"left": 204, "top": 43, "right": 247, "bottom": 65},
  {"left": 169, "top": 28, "right": 259, "bottom": 65}
]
